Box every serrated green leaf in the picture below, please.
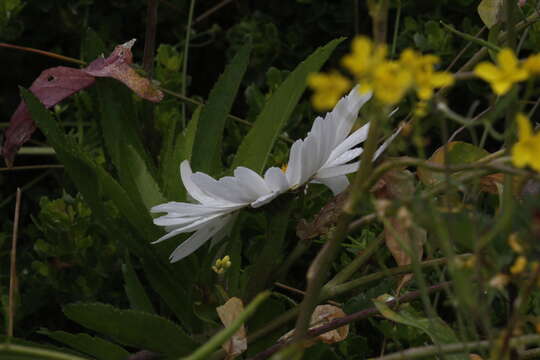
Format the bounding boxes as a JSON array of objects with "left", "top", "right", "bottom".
[
  {"left": 40, "top": 330, "right": 129, "bottom": 360},
  {"left": 161, "top": 106, "right": 201, "bottom": 200},
  {"left": 232, "top": 37, "right": 344, "bottom": 174},
  {"left": 373, "top": 301, "right": 468, "bottom": 360},
  {"left": 191, "top": 43, "right": 251, "bottom": 175},
  {"left": 122, "top": 254, "right": 155, "bottom": 313},
  {"left": 63, "top": 303, "right": 198, "bottom": 357}
]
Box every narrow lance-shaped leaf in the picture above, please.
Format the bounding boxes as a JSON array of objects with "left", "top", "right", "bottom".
[
  {"left": 232, "top": 38, "right": 344, "bottom": 174},
  {"left": 190, "top": 42, "right": 251, "bottom": 175}
]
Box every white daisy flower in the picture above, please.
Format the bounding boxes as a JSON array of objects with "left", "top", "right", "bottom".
[
  {"left": 151, "top": 161, "right": 275, "bottom": 262},
  {"left": 152, "top": 86, "right": 399, "bottom": 262}
]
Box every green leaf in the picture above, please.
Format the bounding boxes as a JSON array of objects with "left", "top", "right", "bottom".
[
  {"left": 191, "top": 43, "right": 252, "bottom": 175},
  {"left": 373, "top": 300, "right": 468, "bottom": 360},
  {"left": 63, "top": 303, "right": 198, "bottom": 357},
  {"left": 122, "top": 144, "right": 166, "bottom": 210},
  {"left": 478, "top": 0, "right": 503, "bottom": 28},
  {"left": 122, "top": 254, "right": 155, "bottom": 313},
  {"left": 21, "top": 88, "right": 197, "bottom": 330},
  {"left": 40, "top": 330, "right": 129, "bottom": 360},
  {"left": 232, "top": 37, "right": 344, "bottom": 174},
  {"left": 161, "top": 106, "right": 201, "bottom": 200},
  {"left": 246, "top": 196, "right": 294, "bottom": 299}
]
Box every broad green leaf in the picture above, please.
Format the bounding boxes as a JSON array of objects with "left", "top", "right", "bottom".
[
  {"left": 122, "top": 144, "right": 166, "bottom": 210},
  {"left": 122, "top": 254, "right": 155, "bottom": 313},
  {"left": 40, "top": 330, "right": 129, "bottom": 360},
  {"left": 373, "top": 300, "right": 468, "bottom": 360},
  {"left": 232, "top": 38, "right": 344, "bottom": 174},
  {"left": 191, "top": 43, "right": 252, "bottom": 175},
  {"left": 63, "top": 303, "right": 198, "bottom": 357},
  {"left": 161, "top": 106, "right": 201, "bottom": 200}
]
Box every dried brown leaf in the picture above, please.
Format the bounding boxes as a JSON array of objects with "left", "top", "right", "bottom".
[
  {"left": 296, "top": 190, "right": 348, "bottom": 240},
  {"left": 216, "top": 297, "right": 247, "bottom": 358}
]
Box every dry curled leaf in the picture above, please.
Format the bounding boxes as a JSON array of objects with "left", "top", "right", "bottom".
[
  {"left": 216, "top": 297, "right": 247, "bottom": 359},
  {"left": 296, "top": 190, "right": 348, "bottom": 241},
  {"left": 279, "top": 305, "right": 349, "bottom": 347},
  {"left": 83, "top": 39, "right": 163, "bottom": 102},
  {"left": 2, "top": 39, "right": 163, "bottom": 167}
]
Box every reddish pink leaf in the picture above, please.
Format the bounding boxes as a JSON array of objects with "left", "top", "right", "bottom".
[
  {"left": 2, "top": 67, "right": 95, "bottom": 167},
  {"left": 83, "top": 39, "right": 163, "bottom": 102},
  {"left": 2, "top": 39, "right": 163, "bottom": 167}
]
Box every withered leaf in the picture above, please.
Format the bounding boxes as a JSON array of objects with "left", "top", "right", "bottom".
[
  {"left": 216, "top": 297, "right": 247, "bottom": 359},
  {"left": 2, "top": 39, "right": 163, "bottom": 167},
  {"left": 83, "top": 39, "right": 163, "bottom": 102},
  {"left": 296, "top": 191, "right": 348, "bottom": 241},
  {"left": 279, "top": 305, "right": 349, "bottom": 347},
  {"left": 2, "top": 67, "right": 95, "bottom": 167}
]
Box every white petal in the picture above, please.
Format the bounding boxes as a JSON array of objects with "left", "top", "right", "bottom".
[
  {"left": 325, "top": 123, "right": 369, "bottom": 166},
  {"left": 263, "top": 167, "right": 289, "bottom": 192},
  {"left": 251, "top": 192, "right": 280, "bottom": 208},
  {"left": 151, "top": 202, "right": 228, "bottom": 216},
  {"left": 285, "top": 140, "right": 303, "bottom": 186},
  {"left": 313, "top": 175, "right": 350, "bottom": 195},
  {"left": 180, "top": 161, "right": 218, "bottom": 205},
  {"left": 315, "top": 162, "right": 359, "bottom": 179},
  {"left": 328, "top": 147, "right": 363, "bottom": 167},
  {"left": 332, "top": 87, "right": 371, "bottom": 144},
  {"left": 234, "top": 167, "right": 271, "bottom": 197},
  {"left": 169, "top": 215, "right": 232, "bottom": 262},
  {"left": 153, "top": 214, "right": 201, "bottom": 227},
  {"left": 151, "top": 211, "right": 234, "bottom": 244},
  {"left": 191, "top": 172, "right": 245, "bottom": 204},
  {"left": 373, "top": 125, "right": 402, "bottom": 161},
  {"left": 299, "top": 135, "right": 320, "bottom": 184}
]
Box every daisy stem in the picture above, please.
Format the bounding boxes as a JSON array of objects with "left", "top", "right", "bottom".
[{"left": 291, "top": 105, "right": 384, "bottom": 342}]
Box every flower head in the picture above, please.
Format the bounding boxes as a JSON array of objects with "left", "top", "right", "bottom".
[
  {"left": 341, "top": 36, "right": 387, "bottom": 94},
  {"left": 474, "top": 48, "right": 529, "bottom": 95},
  {"left": 152, "top": 87, "right": 399, "bottom": 262},
  {"left": 511, "top": 113, "right": 540, "bottom": 171},
  {"left": 372, "top": 62, "right": 413, "bottom": 105},
  {"left": 399, "top": 49, "right": 454, "bottom": 100}
]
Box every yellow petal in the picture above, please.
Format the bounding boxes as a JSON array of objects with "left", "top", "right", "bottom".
[
  {"left": 474, "top": 62, "right": 501, "bottom": 82},
  {"left": 492, "top": 80, "right": 512, "bottom": 95},
  {"left": 498, "top": 48, "right": 519, "bottom": 71},
  {"left": 516, "top": 113, "right": 533, "bottom": 139}
]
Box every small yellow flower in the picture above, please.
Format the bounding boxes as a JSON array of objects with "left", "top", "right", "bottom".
[
  {"left": 341, "top": 36, "right": 387, "bottom": 93},
  {"left": 507, "top": 233, "right": 524, "bottom": 253},
  {"left": 308, "top": 72, "right": 352, "bottom": 111},
  {"left": 474, "top": 48, "right": 529, "bottom": 95},
  {"left": 510, "top": 256, "right": 527, "bottom": 274},
  {"left": 511, "top": 113, "right": 540, "bottom": 172},
  {"left": 372, "top": 61, "right": 413, "bottom": 105},
  {"left": 212, "top": 255, "right": 232, "bottom": 274},
  {"left": 524, "top": 53, "right": 540, "bottom": 75}
]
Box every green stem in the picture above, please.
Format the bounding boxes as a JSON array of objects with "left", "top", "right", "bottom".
[
  {"left": 182, "top": 292, "right": 270, "bottom": 360},
  {"left": 370, "top": 334, "right": 540, "bottom": 360},
  {"left": 324, "top": 234, "right": 384, "bottom": 289},
  {"left": 441, "top": 22, "right": 501, "bottom": 52},
  {"left": 0, "top": 343, "right": 90, "bottom": 360},
  {"left": 181, "top": 0, "right": 197, "bottom": 129},
  {"left": 292, "top": 106, "right": 384, "bottom": 341},
  {"left": 322, "top": 255, "right": 470, "bottom": 300}
]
